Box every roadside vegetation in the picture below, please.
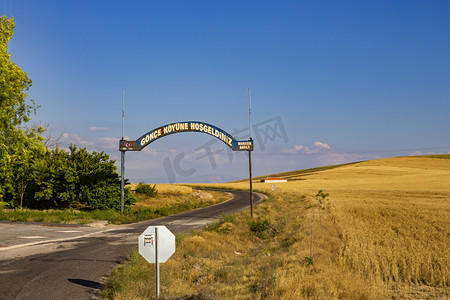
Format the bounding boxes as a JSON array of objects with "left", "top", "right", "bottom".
[
  {"left": 101, "top": 155, "right": 449, "bottom": 299},
  {"left": 0, "top": 184, "right": 230, "bottom": 225}
]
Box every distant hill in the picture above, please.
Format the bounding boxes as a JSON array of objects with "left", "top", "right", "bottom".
[
  {"left": 231, "top": 154, "right": 450, "bottom": 183},
  {"left": 230, "top": 161, "right": 362, "bottom": 183}
]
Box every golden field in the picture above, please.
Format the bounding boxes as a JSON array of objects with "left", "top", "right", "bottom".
[
  {"left": 128, "top": 183, "right": 230, "bottom": 211},
  {"left": 103, "top": 155, "right": 449, "bottom": 299}
]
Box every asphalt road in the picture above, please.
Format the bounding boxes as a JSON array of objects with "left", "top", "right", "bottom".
[{"left": 0, "top": 190, "right": 265, "bottom": 300}]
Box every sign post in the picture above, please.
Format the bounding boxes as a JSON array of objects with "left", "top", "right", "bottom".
[
  {"left": 249, "top": 146, "right": 253, "bottom": 217},
  {"left": 155, "top": 227, "right": 160, "bottom": 296},
  {"left": 121, "top": 90, "right": 125, "bottom": 214},
  {"left": 139, "top": 226, "right": 175, "bottom": 298},
  {"left": 120, "top": 148, "right": 125, "bottom": 214},
  {"left": 248, "top": 88, "right": 253, "bottom": 218}
]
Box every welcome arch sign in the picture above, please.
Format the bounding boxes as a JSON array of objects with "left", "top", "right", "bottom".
[
  {"left": 119, "top": 121, "right": 253, "bottom": 152},
  {"left": 119, "top": 121, "right": 254, "bottom": 215}
]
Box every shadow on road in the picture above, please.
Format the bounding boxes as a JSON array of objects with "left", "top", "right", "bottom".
[{"left": 68, "top": 278, "right": 102, "bottom": 289}]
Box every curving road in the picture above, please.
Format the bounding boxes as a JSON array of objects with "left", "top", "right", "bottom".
[{"left": 0, "top": 190, "right": 265, "bottom": 300}]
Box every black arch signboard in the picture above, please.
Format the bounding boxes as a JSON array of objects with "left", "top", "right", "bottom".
[
  {"left": 120, "top": 121, "right": 253, "bottom": 151},
  {"left": 119, "top": 121, "right": 254, "bottom": 214}
]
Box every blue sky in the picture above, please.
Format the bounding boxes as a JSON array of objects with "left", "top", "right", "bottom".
[{"left": 2, "top": 0, "right": 450, "bottom": 183}]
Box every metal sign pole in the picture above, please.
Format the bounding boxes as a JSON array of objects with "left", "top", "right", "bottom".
[
  {"left": 248, "top": 88, "right": 253, "bottom": 218},
  {"left": 120, "top": 89, "right": 125, "bottom": 215},
  {"left": 120, "top": 150, "right": 125, "bottom": 214},
  {"left": 249, "top": 148, "right": 253, "bottom": 218},
  {"left": 155, "top": 227, "right": 160, "bottom": 298},
  {"left": 139, "top": 226, "right": 175, "bottom": 299}
]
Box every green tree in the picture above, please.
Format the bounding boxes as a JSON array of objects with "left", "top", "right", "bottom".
[
  {"left": 0, "top": 16, "right": 134, "bottom": 211},
  {"left": 6, "top": 128, "right": 45, "bottom": 208},
  {"left": 0, "top": 16, "right": 41, "bottom": 206},
  {"left": 28, "top": 145, "right": 136, "bottom": 210},
  {"left": 67, "top": 144, "right": 134, "bottom": 210},
  {"left": 0, "top": 16, "right": 36, "bottom": 134}
]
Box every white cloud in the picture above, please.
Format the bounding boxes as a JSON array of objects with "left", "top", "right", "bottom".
[
  {"left": 58, "top": 133, "right": 120, "bottom": 151},
  {"left": 313, "top": 141, "right": 330, "bottom": 150},
  {"left": 89, "top": 126, "right": 109, "bottom": 132},
  {"left": 60, "top": 133, "right": 92, "bottom": 147},
  {"left": 282, "top": 145, "right": 309, "bottom": 154},
  {"left": 282, "top": 141, "right": 331, "bottom": 154}
]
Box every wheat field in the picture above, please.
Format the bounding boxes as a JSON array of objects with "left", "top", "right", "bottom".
[{"left": 103, "top": 155, "right": 449, "bottom": 299}]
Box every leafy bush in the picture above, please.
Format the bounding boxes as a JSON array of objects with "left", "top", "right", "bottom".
[
  {"left": 135, "top": 183, "right": 158, "bottom": 197},
  {"left": 249, "top": 218, "right": 271, "bottom": 232},
  {"left": 249, "top": 218, "right": 276, "bottom": 239},
  {"left": 1, "top": 144, "right": 136, "bottom": 210}
]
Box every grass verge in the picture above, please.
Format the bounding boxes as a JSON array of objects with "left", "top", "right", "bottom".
[{"left": 0, "top": 188, "right": 230, "bottom": 225}]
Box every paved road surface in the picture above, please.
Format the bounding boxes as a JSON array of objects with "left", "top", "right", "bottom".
[{"left": 0, "top": 190, "right": 264, "bottom": 300}]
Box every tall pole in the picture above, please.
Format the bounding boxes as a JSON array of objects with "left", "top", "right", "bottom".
[
  {"left": 248, "top": 88, "right": 253, "bottom": 218},
  {"left": 121, "top": 151, "right": 125, "bottom": 214},
  {"left": 155, "top": 227, "right": 160, "bottom": 298},
  {"left": 120, "top": 89, "right": 125, "bottom": 214},
  {"left": 249, "top": 88, "right": 252, "bottom": 138},
  {"left": 122, "top": 88, "right": 125, "bottom": 139}
]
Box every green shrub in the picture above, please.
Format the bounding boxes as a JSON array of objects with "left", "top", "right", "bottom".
[
  {"left": 249, "top": 218, "right": 276, "bottom": 239},
  {"left": 135, "top": 183, "right": 158, "bottom": 198},
  {"left": 249, "top": 218, "right": 271, "bottom": 232},
  {"left": 1, "top": 144, "right": 136, "bottom": 210}
]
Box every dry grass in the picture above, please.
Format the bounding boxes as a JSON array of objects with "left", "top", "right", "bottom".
[
  {"left": 104, "top": 192, "right": 375, "bottom": 299},
  {"left": 131, "top": 188, "right": 227, "bottom": 211},
  {"left": 103, "top": 156, "right": 450, "bottom": 299}
]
